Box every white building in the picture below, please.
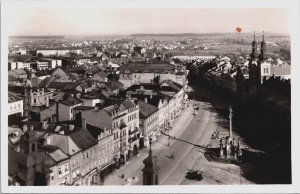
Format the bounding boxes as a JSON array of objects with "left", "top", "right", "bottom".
[
  {"left": 37, "top": 48, "right": 82, "bottom": 57},
  {"left": 8, "top": 92, "right": 23, "bottom": 117},
  {"left": 37, "top": 61, "right": 50, "bottom": 70},
  {"left": 8, "top": 61, "right": 31, "bottom": 70},
  {"left": 30, "top": 87, "right": 54, "bottom": 107},
  {"left": 43, "top": 59, "right": 62, "bottom": 69}
]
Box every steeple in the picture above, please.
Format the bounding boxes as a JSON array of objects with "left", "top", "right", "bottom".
[
  {"left": 250, "top": 31, "right": 258, "bottom": 58},
  {"left": 142, "top": 138, "right": 158, "bottom": 185},
  {"left": 259, "top": 31, "right": 266, "bottom": 60}
]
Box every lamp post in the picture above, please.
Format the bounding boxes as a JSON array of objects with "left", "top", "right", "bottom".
[{"left": 229, "top": 107, "right": 233, "bottom": 138}]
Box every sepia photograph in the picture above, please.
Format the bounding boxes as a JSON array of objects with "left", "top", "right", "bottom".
[{"left": 1, "top": 0, "right": 299, "bottom": 193}]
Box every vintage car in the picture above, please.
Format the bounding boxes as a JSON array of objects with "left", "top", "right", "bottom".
[{"left": 185, "top": 170, "right": 203, "bottom": 181}]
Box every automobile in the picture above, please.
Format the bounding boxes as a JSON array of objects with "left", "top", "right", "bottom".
[{"left": 185, "top": 170, "right": 203, "bottom": 181}]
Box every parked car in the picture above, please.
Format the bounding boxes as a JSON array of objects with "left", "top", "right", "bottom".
[{"left": 185, "top": 170, "right": 203, "bottom": 181}]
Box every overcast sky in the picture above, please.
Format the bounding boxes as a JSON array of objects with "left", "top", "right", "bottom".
[{"left": 6, "top": 9, "right": 289, "bottom": 36}]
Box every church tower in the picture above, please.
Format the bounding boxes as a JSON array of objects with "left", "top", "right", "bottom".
[
  {"left": 248, "top": 31, "right": 264, "bottom": 95},
  {"left": 21, "top": 122, "right": 38, "bottom": 155},
  {"left": 250, "top": 31, "right": 258, "bottom": 59},
  {"left": 259, "top": 31, "right": 266, "bottom": 60},
  {"left": 142, "top": 138, "right": 159, "bottom": 185}
]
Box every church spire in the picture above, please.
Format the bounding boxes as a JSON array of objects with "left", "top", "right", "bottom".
[
  {"left": 250, "top": 31, "right": 258, "bottom": 58},
  {"left": 260, "top": 31, "right": 266, "bottom": 60}
]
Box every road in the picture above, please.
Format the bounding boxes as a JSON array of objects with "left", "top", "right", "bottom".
[{"left": 103, "top": 100, "right": 219, "bottom": 185}]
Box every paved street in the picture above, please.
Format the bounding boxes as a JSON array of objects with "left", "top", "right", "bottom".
[{"left": 103, "top": 99, "right": 227, "bottom": 185}]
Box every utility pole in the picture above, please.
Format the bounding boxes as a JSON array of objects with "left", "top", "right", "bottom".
[
  {"left": 167, "top": 122, "right": 170, "bottom": 146},
  {"left": 229, "top": 107, "right": 233, "bottom": 138}
]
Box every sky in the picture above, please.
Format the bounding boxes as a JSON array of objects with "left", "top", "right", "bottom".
[{"left": 5, "top": 8, "right": 290, "bottom": 36}]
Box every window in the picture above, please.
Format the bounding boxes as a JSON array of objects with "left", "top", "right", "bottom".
[
  {"left": 31, "top": 143, "right": 36, "bottom": 152},
  {"left": 33, "top": 99, "right": 36, "bottom": 103},
  {"left": 65, "top": 164, "right": 68, "bottom": 172},
  {"left": 58, "top": 167, "right": 62, "bottom": 175}
]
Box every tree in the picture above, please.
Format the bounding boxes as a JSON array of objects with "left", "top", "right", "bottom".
[
  {"left": 37, "top": 53, "right": 43, "bottom": 58},
  {"left": 153, "top": 75, "right": 160, "bottom": 84}
]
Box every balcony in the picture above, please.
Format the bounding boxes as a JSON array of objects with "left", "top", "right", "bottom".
[
  {"left": 129, "top": 127, "right": 139, "bottom": 135},
  {"left": 120, "top": 123, "right": 127, "bottom": 129}
]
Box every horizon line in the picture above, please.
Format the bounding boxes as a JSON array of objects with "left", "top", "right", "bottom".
[{"left": 9, "top": 31, "right": 290, "bottom": 37}]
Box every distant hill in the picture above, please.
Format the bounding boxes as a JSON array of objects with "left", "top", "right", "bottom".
[
  {"left": 131, "top": 33, "right": 226, "bottom": 37},
  {"left": 9, "top": 36, "right": 65, "bottom": 39}
]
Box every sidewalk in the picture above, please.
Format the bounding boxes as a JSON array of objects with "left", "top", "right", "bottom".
[{"left": 103, "top": 100, "right": 195, "bottom": 185}]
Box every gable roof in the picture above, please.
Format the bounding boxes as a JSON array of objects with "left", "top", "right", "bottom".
[
  {"left": 49, "top": 134, "right": 81, "bottom": 155},
  {"left": 137, "top": 100, "right": 158, "bottom": 119},
  {"left": 82, "top": 109, "right": 113, "bottom": 130},
  {"left": 59, "top": 98, "right": 82, "bottom": 106},
  {"left": 8, "top": 92, "right": 23, "bottom": 103},
  {"left": 121, "top": 100, "right": 136, "bottom": 109},
  {"left": 119, "top": 63, "right": 175, "bottom": 74},
  {"left": 105, "top": 80, "right": 124, "bottom": 91},
  {"left": 69, "top": 128, "right": 98, "bottom": 150}
]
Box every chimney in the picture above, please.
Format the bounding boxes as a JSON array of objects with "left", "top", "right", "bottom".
[
  {"left": 56, "top": 101, "right": 59, "bottom": 123},
  {"left": 22, "top": 124, "right": 28, "bottom": 132},
  {"left": 144, "top": 98, "right": 148, "bottom": 103},
  {"left": 59, "top": 130, "right": 64, "bottom": 135},
  {"left": 15, "top": 144, "right": 21, "bottom": 153},
  {"left": 42, "top": 119, "right": 47, "bottom": 129},
  {"left": 82, "top": 118, "right": 86, "bottom": 129}
]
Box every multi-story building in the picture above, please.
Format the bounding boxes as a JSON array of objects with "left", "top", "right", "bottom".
[
  {"left": 42, "top": 58, "right": 62, "bottom": 69},
  {"left": 119, "top": 63, "right": 188, "bottom": 89},
  {"left": 37, "top": 61, "right": 50, "bottom": 70},
  {"left": 57, "top": 98, "right": 83, "bottom": 122},
  {"left": 39, "top": 145, "right": 70, "bottom": 185},
  {"left": 137, "top": 100, "right": 159, "bottom": 147},
  {"left": 127, "top": 80, "right": 186, "bottom": 132},
  {"left": 30, "top": 87, "right": 53, "bottom": 108},
  {"left": 41, "top": 123, "right": 99, "bottom": 186},
  {"left": 8, "top": 61, "right": 31, "bottom": 70},
  {"left": 8, "top": 92, "right": 24, "bottom": 117},
  {"left": 82, "top": 119, "right": 115, "bottom": 182},
  {"left": 81, "top": 100, "right": 140, "bottom": 164},
  {"left": 36, "top": 48, "right": 82, "bottom": 57}
]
